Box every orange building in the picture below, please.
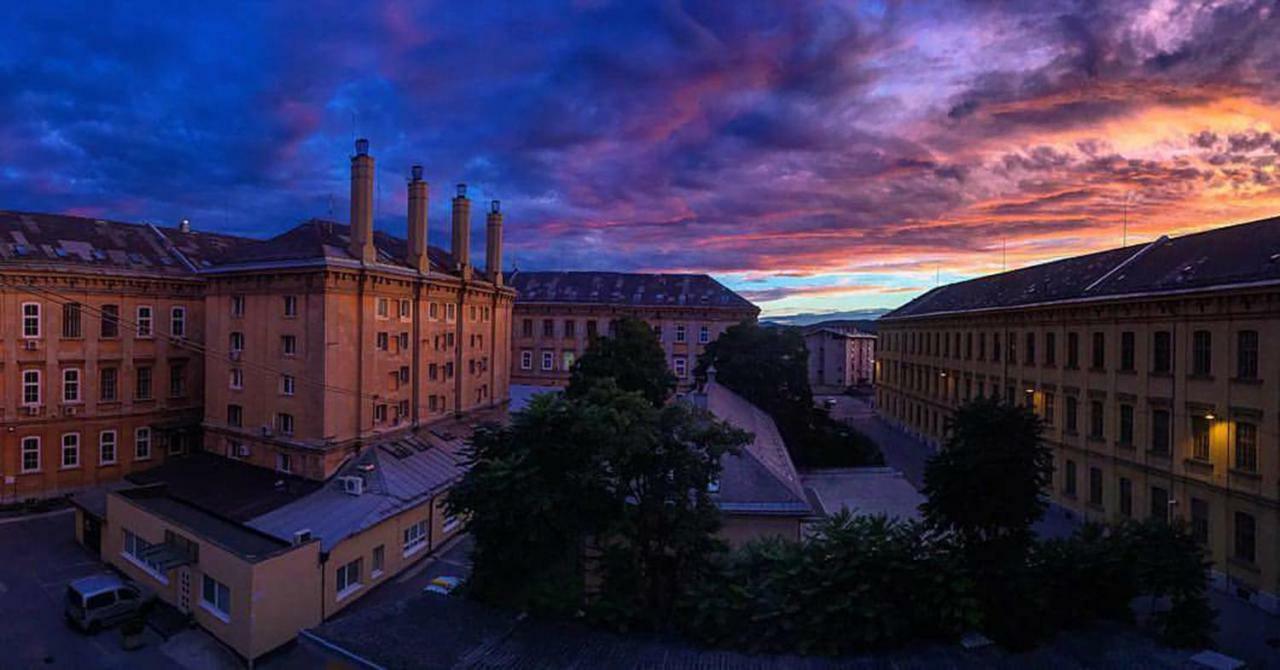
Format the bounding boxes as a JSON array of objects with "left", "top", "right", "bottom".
[{"left": 507, "top": 271, "right": 758, "bottom": 390}]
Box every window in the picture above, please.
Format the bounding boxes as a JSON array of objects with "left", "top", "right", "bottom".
[
  {"left": 1152, "top": 330, "right": 1171, "bottom": 373},
  {"left": 429, "top": 303, "right": 440, "bottom": 321},
  {"left": 376, "top": 332, "right": 389, "bottom": 351},
  {"left": 1091, "top": 332, "right": 1105, "bottom": 369},
  {"left": 1151, "top": 409, "right": 1170, "bottom": 456},
  {"left": 201, "top": 575, "right": 231, "bottom": 620},
  {"left": 231, "top": 295, "right": 246, "bottom": 317},
  {"left": 1118, "top": 404, "right": 1134, "bottom": 445},
  {"left": 1043, "top": 392, "right": 1054, "bottom": 425},
  {"left": 135, "top": 427, "right": 152, "bottom": 460},
  {"left": 398, "top": 332, "right": 409, "bottom": 351},
  {"left": 276, "top": 413, "right": 294, "bottom": 435},
  {"left": 226, "top": 404, "right": 243, "bottom": 428},
  {"left": 699, "top": 326, "right": 710, "bottom": 344},
  {"left": 674, "top": 356, "right": 687, "bottom": 378},
  {"left": 541, "top": 351, "right": 554, "bottom": 371},
  {"left": 136, "top": 306, "right": 153, "bottom": 337},
  {"left": 542, "top": 319, "right": 554, "bottom": 337},
  {"left": 1044, "top": 332, "right": 1056, "bottom": 366},
  {"left": 521, "top": 319, "right": 533, "bottom": 337},
  {"left": 562, "top": 351, "right": 576, "bottom": 370},
  {"left": 1192, "top": 330, "right": 1211, "bottom": 375},
  {"left": 446, "top": 303, "right": 456, "bottom": 322},
  {"left": 22, "top": 369, "right": 40, "bottom": 405},
  {"left": 100, "top": 304, "right": 119, "bottom": 338},
  {"left": 992, "top": 333, "right": 1001, "bottom": 362},
  {"left": 62, "top": 302, "right": 82, "bottom": 338},
  {"left": 22, "top": 302, "right": 41, "bottom": 338},
  {"left": 652, "top": 324, "right": 663, "bottom": 341},
  {"left": 1190, "top": 498, "right": 1209, "bottom": 545},
  {"left": 1150, "top": 486, "right": 1170, "bottom": 523},
  {"left": 376, "top": 297, "right": 389, "bottom": 319},
  {"left": 1064, "top": 460, "right": 1077, "bottom": 496},
  {"left": 1089, "top": 400, "right": 1104, "bottom": 440},
  {"left": 1234, "top": 512, "right": 1256, "bottom": 563},
  {"left": 391, "top": 298, "right": 407, "bottom": 320},
  {"left": 1024, "top": 332, "right": 1035, "bottom": 365},
  {"left": 99, "top": 430, "right": 117, "bottom": 465},
  {"left": 283, "top": 295, "right": 298, "bottom": 317},
  {"left": 229, "top": 331, "right": 244, "bottom": 353},
  {"left": 374, "top": 403, "right": 388, "bottom": 423},
  {"left": 169, "top": 363, "right": 186, "bottom": 398},
  {"left": 978, "top": 333, "right": 987, "bottom": 360},
  {"left": 1088, "top": 467, "right": 1103, "bottom": 506},
  {"left": 470, "top": 305, "right": 477, "bottom": 322},
  {"left": 520, "top": 350, "right": 532, "bottom": 370},
  {"left": 428, "top": 363, "right": 439, "bottom": 381},
  {"left": 276, "top": 452, "right": 292, "bottom": 473},
  {"left": 61, "top": 433, "right": 80, "bottom": 469},
  {"left": 1235, "top": 421, "right": 1257, "bottom": 471},
  {"left": 1236, "top": 330, "right": 1258, "bottom": 379},
  {"left": 403, "top": 520, "right": 427, "bottom": 556},
  {"left": 63, "top": 368, "right": 81, "bottom": 403},
  {"left": 371, "top": 545, "right": 385, "bottom": 578},
  {"left": 336, "top": 558, "right": 363, "bottom": 598},
  {"left": 281, "top": 374, "right": 296, "bottom": 396},
  {"left": 281, "top": 335, "right": 297, "bottom": 356},
  {"left": 443, "top": 510, "right": 461, "bottom": 534},
  {"left": 564, "top": 320, "right": 576, "bottom": 338},
  {"left": 1119, "top": 477, "right": 1133, "bottom": 517},
  {"left": 123, "top": 529, "right": 166, "bottom": 579},
  {"left": 135, "top": 366, "right": 152, "bottom": 400},
  {"left": 675, "top": 324, "right": 687, "bottom": 343},
  {"left": 1066, "top": 332, "right": 1079, "bottom": 368},
  {"left": 1065, "top": 396, "right": 1078, "bottom": 432},
  {"left": 1118, "top": 331, "right": 1137, "bottom": 371},
  {"left": 21, "top": 437, "right": 40, "bottom": 473},
  {"left": 229, "top": 368, "right": 243, "bottom": 390},
  {"left": 170, "top": 306, "right": 186, "bottom": 338},
  {"left": 1191, "top": 417, "right": 1210, "bottom": 460},
  {"left": 100, "top": 367, "right": 118, "bottom": 401}
]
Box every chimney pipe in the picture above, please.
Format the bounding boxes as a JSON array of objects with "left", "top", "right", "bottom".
[
  {"left": 451, "top": 183, "right": 471, "bottom": 274},
  {"left": 486, "top": 199, "right": 504, "bottom": 286},
  {"left": 406, "top": 165, "right": 429, "bottom": 273},
  {"left": 178, "top": 219, "right": 191, "bottom": 234},
  {"left": 349, "top": 138, "right": 376, "bottom": 264}
]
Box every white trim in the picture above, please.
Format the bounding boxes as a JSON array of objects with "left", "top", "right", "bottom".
[
  {"left": 20, "top": 436, "right": 41, "bottom": 473},
  {"left": 335, "top": 583, "right": 363, "bottom": 602},
  {"left": 120, "top": 552, "right": 170, "bottom": 585},
  {"left": 403, "top": 539, "right": 427, "bottom": 559},
  {"left": 21, "top": 302, "right": 41, "bottom": 338},
  {"left": 200, "top": 599, "right": 231, "bottom": 624}
]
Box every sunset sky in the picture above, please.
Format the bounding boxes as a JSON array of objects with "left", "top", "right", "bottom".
[{"left": 4, "top": 1, "right": 1280, "bottom": 316}]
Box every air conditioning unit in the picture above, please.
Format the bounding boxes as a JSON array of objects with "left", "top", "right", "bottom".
[
  {"left": 292, "top": 529, "right": 312, "bottom": 546},
  {"left": 23, "top": 405, "right": 41, "bottom": 416},
  {"left": 339, "top": 475, "right": 364, "bottom": 496},
  {"left": 229, "top": 350, "right": 242, "bottom": 361},
  {"left": 62, "top": 405, "right": 78, "bottom": 417},
  {"left": 23, "top": 340, "right": 38, "bottom": 351}
]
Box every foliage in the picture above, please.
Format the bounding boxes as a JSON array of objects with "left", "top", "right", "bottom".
[
  {"left": 696, "top": 322, "right": 883, "bottom": 467},
  {"left": 679, "top": 512, "right": 980, "bottom": 654},
  {"left": 567, "top": 317, "right": 676, "bottom": 407}
]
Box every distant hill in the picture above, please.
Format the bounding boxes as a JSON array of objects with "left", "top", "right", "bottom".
[{"left": 762, "top": 308, "right": 889, "bottom": 328}]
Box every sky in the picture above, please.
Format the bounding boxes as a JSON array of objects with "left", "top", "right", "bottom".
[{"left": 3, "top": 1, "right": 1280, "bottom": 317}]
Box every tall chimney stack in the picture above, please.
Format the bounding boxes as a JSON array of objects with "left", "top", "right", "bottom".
[
  {"left": 486, "top": 199, "right": 504, "bottom": 286},
  {"left": 349, "top": 138, "right": 376, "bottom": 264},
  {"left": 406, "top": 165, "right": 429, "bottom": 273},
  {"left": 451, "top": 183, "right": 471, "bottom": 274}
]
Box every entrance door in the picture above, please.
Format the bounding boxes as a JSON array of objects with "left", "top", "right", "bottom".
[
  {"left": 82, "top": 515, "right": 101, "bottom": 555},
  {"left": 177, "top": 568, "right": 191, "bottom": 614}
]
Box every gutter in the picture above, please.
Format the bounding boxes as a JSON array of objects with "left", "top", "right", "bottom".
[
  {"left": 147, "top": 223, "right": 200, "bottom": 273},
  {"left": 1082, "top": 235, "right": 1167, "bottom": 292}
]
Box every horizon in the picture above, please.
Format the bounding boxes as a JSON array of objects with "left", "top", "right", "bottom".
[{"left": 5, "top": 2, "right": 1280, "bottom": 317}]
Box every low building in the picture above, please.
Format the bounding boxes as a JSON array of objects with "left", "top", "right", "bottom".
[
  {"left": 878, "top": 215, "right": 1280, "bottom": 613},
  {"left": 803, "top": 326, "right": 876, "bottom": 393},
  {"left": 507, "top": 271, "right": 758, "bottom": 390}
]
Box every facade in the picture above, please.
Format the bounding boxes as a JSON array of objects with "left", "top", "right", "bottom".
[
  {"left": 877, "top": 216, "right": 1280, "bottom": 613},
  {"left": 803, "top": 326, "right": 876, "bottom": 393},
  {"left": 507, "top": 271, "right": 758, "bottom": 390}
]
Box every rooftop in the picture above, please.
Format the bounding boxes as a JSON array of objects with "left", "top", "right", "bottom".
[
  {"left": 885, "top": 214, "right": 1280, "bottom": 320},
  {"left": 117, "top": 487, "right": 292, "bottom": 562},
  {"left": 506, "top": 270, "right": 759, "bottom": 312},
  {"left": 801, "top": 468, "right": 925, "bottom": 522},
  {"left": 126, "top": 452, "right": 320, "bottom": 522}
]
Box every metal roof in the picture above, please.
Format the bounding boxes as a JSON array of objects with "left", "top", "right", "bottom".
[{"left": 506, "top": 270, "right": 758, "bottom": 312}]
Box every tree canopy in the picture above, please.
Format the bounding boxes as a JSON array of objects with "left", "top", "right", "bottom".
[{"left": 567, "top": 316, "right": 675, "bottom": 407}]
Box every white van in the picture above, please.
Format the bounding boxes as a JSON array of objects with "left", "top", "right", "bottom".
[{"left": 64, "top": 575, "right": 151, "bottom": 633}]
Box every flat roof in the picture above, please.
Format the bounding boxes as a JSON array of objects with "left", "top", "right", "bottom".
[
  {"left": 126, "top": 452, "right": 320, "bottom": 522},
  {"left": 118, "top": 488, "right": 292, "bottom": 562}
]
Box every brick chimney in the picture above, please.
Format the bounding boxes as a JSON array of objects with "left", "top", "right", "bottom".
[
  {"left": 406, "top": 165, "right": 429, "bottom": 273},
  {"left": 349, "top": 139, "right": 376, "bottom": 264},
  {"left": 485, "top": 200, "right": 503, "bottom": 286},
  {"left": 451, "top": 183, "right": 471, "bottom": 274}
]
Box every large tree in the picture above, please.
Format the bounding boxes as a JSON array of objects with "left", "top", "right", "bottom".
[{"left": 567, "top": 317, "right": 676, "bottom": 407}]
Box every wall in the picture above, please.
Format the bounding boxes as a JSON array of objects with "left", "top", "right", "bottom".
[{"left": 719, "top": 514, "right": 802, "bottom": 547}]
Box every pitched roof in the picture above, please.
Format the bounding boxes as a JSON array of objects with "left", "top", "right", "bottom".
[
  {"left": 885, "top": 214, "right": 1280, "bottom": 320},
  {"left": 694, "top": 382, "right": 811, "bottom": 516},
  {"left": 506, "top": 270, "right": 758, "bottom": 312}
]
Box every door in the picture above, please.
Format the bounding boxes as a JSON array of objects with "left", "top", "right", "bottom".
[
  {"left": 177, "top": 568, "right": 191, "bottom": 614},
  {"left": 82, "top": 515, "right": 101, "bottom": 555}
]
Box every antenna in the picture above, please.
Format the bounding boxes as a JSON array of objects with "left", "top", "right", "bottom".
[
  {"left": 327, "top": 193, "right": 335, "bottom": 218},
  {"left": 1002, "top": 237, "right": 1007, "bottom": 272}
]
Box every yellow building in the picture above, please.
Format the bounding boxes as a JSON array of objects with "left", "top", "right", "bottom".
[{"left": 877, "top": 217, "right": 1280, "bottom": 614}]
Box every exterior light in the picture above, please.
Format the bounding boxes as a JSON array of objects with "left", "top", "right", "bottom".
[
  {"left": 939, "top": 372, "right": 947, "bottom": 378},
  {"left": 1025, "top": 388, "right": 1035, "bottom": 394},
  {"left": 1204, "top": 412, "right": 1216, "bottom": 420}
]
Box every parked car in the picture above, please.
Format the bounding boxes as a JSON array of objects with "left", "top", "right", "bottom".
[
  {"left": 65, "top": 575, "right": 152, "bottom": 633},
  {"left": 423, "top": 575, "right": 463, "bottom": 595}
]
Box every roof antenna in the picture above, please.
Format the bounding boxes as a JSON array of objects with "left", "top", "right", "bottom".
[
  {"left": 1002, "top": 237, "right": 1007, "bottom": 272},
  {"left": 1122, "top": 190, "right": 1136, "bottom": 247}
]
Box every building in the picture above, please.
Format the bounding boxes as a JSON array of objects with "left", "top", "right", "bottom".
[
  {"left": 877, "top": 216, "right": 1280, "bottom": 613},
  {"left": 803, "top": 326, "right": 876, "bottom": 393},
  {"left": 507, "top": 271, "right": 758, "bottom": 390}
]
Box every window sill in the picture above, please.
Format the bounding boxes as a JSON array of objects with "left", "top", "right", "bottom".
[
  {"left": 336, "top": 584, "right": 363, "bottom": 602},
  {"left": 98, "top": 461, "right": 118, "bottom": 468},
  {"left": 1229, "top": 377, "right": 1263, "bottom": 386},
  {"left": 1228, "top": 557, "right": 1260, "bottom": 574},
  {"left": 1146, "top": 451, "right": 1173, "bottom": 461},
  {"left": 1184, "top": 458, "right": 1213, "bottom": 471},
  {"left": 121, "top": 553, "right": 169, "bottom": 585},
  {"left": 403, "top": 541, "right": 427, "bottom": 559},
  {"left": 371, "top": 569, "right": 384, "bottom": 580},
  {"left": 1187, "top": 374, "right": 1214, "bottom": 382},
  {"left": 20, "top": 469, "right": 41, "bottom": 475},
  {"left": 1228, "top": 468, "right": 1261, "bottom": 481},
  {"left": 199, "top": 601, "right": 231, "bottom": 624},
  {"left": 1088, "top": 368, "right": 1107, "bottom": 374},
  {"left": 60, "top": 465, "right": 81, "bottom": 471},
  {"left": 135, "top": 455, "right": 152, "bottom": 462},
  {"left": 1149, "top": 371, "right": 1173, "bottom": 379},
  {"left": 1117, "top": 369, "right": 1136, "bottom": 376}
]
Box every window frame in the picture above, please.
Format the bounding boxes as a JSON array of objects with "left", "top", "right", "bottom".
[
  {"left": 62, "top": 368, "right": 82, "bottom": 403},
  {"left": 200, "top": 574, "right": 232, "bottom": 622},
  {"left": 135, "top": 427, "right": 152, "bottom": 460},
  {"left": 170, "top": 306, "right": 186, "bottom": 338},
  {"left": 61, "top": 432, "right": 80, "bottom": 469},
  {"left": 21, "top": 302, "right": 41, "bottom": 338},
  {"left": 99, "top": 430, "right": 118, "bottom": 465},
  {"left": 20, "top": 436, "right": 40, "bottom": 473},
  {"left": 136, "top": 305, "right": 153, "bottom": 338}
]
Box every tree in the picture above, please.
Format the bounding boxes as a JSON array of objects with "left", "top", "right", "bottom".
[
  {"left": 696, "top": 322, "right": 882, "bottom": 467},
  {"left": 567, "top": 317, "right": 676, "bottom": 407}
]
